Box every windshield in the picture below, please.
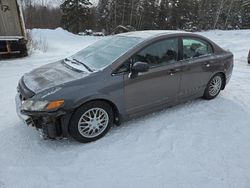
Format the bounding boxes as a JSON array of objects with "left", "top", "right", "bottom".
[{"left": 70, "top": 36, "right": 144, "bottom": 70}]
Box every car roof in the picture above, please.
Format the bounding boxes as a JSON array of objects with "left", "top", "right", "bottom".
[{"left": 117, "top": 30, "right": 188, "bottom": 40}]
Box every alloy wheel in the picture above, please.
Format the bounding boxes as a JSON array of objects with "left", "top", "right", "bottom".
[
  {"left": 208, "top": 76, "right": 222, "bottom": 97},
  {"left": 78, "top": 108, "right": 109, "bottom": 138}
]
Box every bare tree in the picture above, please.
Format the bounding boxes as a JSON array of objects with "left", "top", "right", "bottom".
[{"left": 213, "top": 0, "right": 225, "bottom": 29}]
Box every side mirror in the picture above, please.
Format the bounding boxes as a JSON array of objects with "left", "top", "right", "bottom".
[{"left": 131, "top": 62, "right": 149, "bottom": 73}]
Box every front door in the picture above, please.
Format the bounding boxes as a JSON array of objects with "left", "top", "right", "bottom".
[{"left": 123, "top": 38, "right": 182, "bottom": 116}]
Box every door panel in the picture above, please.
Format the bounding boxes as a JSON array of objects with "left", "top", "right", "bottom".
[
  {"left": 124, "top": 63, "right": 182, "bottom": 115},
  {"left": 179, "top": 56, "right": 216, "bottom": 96},
  {"left": 179, "top": 37, "right": 217, "bottom": 97},
  {"left": 120, "top": 37, "right": 181, "bottom": 116}
]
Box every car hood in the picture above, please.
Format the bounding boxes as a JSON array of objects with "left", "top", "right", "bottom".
[{"left": 23, "top": 61, "right": 90, "bottom": 93}]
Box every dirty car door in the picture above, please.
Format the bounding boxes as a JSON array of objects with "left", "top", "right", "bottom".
[{"left": 179, "top": 37, "right": 215, "bottom": 97}]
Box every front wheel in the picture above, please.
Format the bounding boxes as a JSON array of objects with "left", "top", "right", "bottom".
[
  {"left": 203, "top": 74, "right": 223, "bottom": 100},
  {"left": 69, "top": 101, "right": 114, "bottom": 143}
]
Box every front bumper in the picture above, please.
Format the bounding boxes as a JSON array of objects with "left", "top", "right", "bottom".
[{"left": 15, "top": 94, "right": 70, "bottom": 139}]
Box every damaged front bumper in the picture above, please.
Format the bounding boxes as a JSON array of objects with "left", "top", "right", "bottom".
[
  {"left": 15, "top": 94, "right": 33, "bottom": 126},
  {"left": 15, "top": 94, "right": 71, "bottom": 139}
]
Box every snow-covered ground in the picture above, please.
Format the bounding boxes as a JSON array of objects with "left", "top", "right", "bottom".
[
  {"left": 28, "top": 0, "right": 99, "bottom": 7},
  {"left": 0, "top": 28, "right": 250, "bottom": 188}
]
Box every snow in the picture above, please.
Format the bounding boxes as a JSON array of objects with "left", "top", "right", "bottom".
[
  {"left": 22, "top": 62, "right": 87, "bottom": 93},
  {"left": 1, "top": 28, "right": 250, "bottom": 188},
  {"left": 118, "top": 30, "right": 187, "bottom": 39},
  {"left": 26, "top": 0, "right": 99, "bottom": 7},
  {"left": 0, "top": 36, "right": 23, "bottom": 41}
]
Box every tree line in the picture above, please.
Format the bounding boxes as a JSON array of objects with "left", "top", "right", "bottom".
[
  {"left": 96, "top": 0, "right": 250, "bottom": 33},
  {"left": 21, "top": 0, "right": 250, "bottom": 34},
  {"left": 20, "top": 0, "right": 62, "bottom": 29}
]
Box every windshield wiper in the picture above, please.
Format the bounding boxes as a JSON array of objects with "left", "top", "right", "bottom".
[
  {"left": 65, "top": 58, "right": 93, "bottom": 72},
  {"left": 72, "top": 58, "right": 93, "bottom": 72}
]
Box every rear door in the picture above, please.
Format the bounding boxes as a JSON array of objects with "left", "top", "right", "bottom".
[
  {"left": 121, "top": 38, "right": 182, "bottom": 116},
  {"left": 179, "top": 37, "right": 216, "bottom": 97}
]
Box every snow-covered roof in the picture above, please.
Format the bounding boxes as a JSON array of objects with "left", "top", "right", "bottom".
[
  {"left": 117, "top": 30, "right": 188, "bottom": 40},
  {"left": 0, "top": 36, "right": 24, "bottom": 41}
]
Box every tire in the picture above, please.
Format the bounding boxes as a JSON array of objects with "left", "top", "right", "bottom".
[
  {"left": 203, "top": 74, "right": 223, "bottom": 100},
  {"left": 69, "top": 101, "right": 114, "bottom": 143}
]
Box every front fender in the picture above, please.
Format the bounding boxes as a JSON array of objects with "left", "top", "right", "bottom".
[{"left": 72, "top": 93, "right": 118, "bottom": 110}]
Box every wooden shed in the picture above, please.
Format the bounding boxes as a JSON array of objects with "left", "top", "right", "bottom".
[{"left": 0, "top": 0, "right": 27, "bottom": 57}]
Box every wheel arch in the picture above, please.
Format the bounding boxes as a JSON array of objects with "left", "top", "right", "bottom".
[
  {"left": 67, "top": 98, "right": 119, "bottom": 143},
  {"left": 216, "top": 72, "right": 226, "bottom": 90},
  {"left": 208, "top": 72, "right": 226, "bottom": 90},
  {"left": 72, "top": 98, "right": 121, "bottom": 126}
]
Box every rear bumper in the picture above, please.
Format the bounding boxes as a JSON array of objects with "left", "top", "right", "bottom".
[
  {"left": 248, "top": 50, "right": 250, "bottom": 64},
  {"left": 15, "top": 94, "right": 71, "bottom": 139},
  {"left": 225, "top": 56, "right": 234, "bottom": 85},
  {"left": 226, "top": 73, "right": 232, "bottom": 85}
]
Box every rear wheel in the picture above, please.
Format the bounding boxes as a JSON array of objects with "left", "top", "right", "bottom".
[
  {"left": 203, "top": 74, "right": 223, "bottom": 100},
  {"left": 69, "top": 101, "right": 113, "bottom": 143}
]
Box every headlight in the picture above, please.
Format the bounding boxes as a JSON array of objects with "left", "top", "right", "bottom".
[{"left": 21, "top": 99, "right": 64, "bottom": 112}]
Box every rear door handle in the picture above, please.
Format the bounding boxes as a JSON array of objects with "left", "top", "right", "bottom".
[
  {"left": 169, "top": 68, "right": 182, "bottom": 76},
  {"left": 172, "top": 68, "right": 182, "bottom": 73},
  {"left": 207, "top": 59, "right": 217, "bottom": 65}
]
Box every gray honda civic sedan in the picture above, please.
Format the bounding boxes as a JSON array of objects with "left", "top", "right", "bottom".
[{"left": 16, "top": 31, "right": 234, "bottom": 143}]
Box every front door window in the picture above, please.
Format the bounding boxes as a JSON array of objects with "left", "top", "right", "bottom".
[{"left": 133, "top": 38, "right": 179, "bottom": 67}]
